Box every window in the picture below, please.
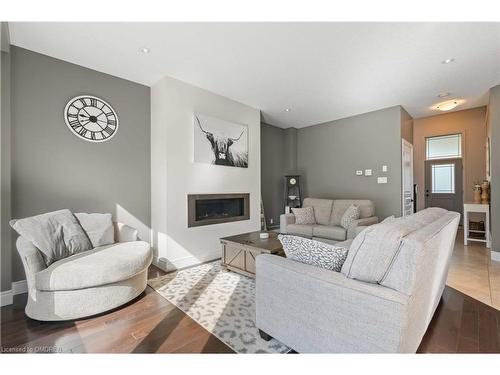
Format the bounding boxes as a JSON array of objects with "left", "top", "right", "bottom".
[
  {"left": 432, "top": 163, "right": 455, "bottom": 193},
  {"left": 426, "top": 134, "right": 462, "bottom": 160}
]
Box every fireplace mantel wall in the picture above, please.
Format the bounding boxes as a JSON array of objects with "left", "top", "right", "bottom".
[{"left": 151, "top": 75, "right": 261, "bottom": 271}]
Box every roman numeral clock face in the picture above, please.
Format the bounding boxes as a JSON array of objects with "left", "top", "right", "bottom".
[{"left": 64, "top": 95, "right": 119, "bottom": 142}]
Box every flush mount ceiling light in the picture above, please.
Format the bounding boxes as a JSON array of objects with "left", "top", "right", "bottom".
[
  {"left": 438, "top": 92, "right": 451, "bottom": 98},
  {"left": 284, "top": 108, "right": 291, "bottom": 112},
  {"left": 436, "top": 100, "right": 460, "bottom": 111},
  {"left": 441, "top": 58, "right": 455, "bottom": 64},
  {"left": 139, "top": 47, "right": 151, "bottom": 54}
]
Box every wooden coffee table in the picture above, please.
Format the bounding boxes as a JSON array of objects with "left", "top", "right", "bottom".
[{"left": 220, "top": 231, "right": 284, "bottom": 278}]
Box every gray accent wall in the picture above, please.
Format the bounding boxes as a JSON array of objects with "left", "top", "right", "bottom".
[
  {"left": 9, "top": 47, "right": 151, "bottom": 282},
  {"left": 1, "top": 22, "right": 12, "bottom": 292},
  {"left": 261, "top": 123, "right": 285, "bottom": 227},
  {"left": 1, "top": 50, "right": 12, "bottom": 292},
  {"left": 489, "top": 85, "right": 500, "bottom": 254},
  {"left": 261, "top": 124, "right": 299, "bottom": 227},
  {"left": 297, "top": 106, "right": 404, "bottom": 220},
  {"left": 401, "top": 107, "right": 413, "bottom": 144}
]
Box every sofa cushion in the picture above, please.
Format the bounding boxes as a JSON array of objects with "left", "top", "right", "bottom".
[
  {"left": 35, "top": 241, "right": 152, "bottom": 291},
  {"left": 287, "top": 224, "right": 314, "bottom": 237},
  {"left": 303, "top": 198, "right": 333, "bottom": 225},
  {"left": 10, "top": 209, "right": 92, "bottom": 266},
  {"left": 313, "top": 225, "right": 347, "bottom": 241},
  {"left": 340, "top": 205, "right": 361, "bottom": 229},
  {"left": 341, "top": 207, "right": 448, "bottom": 283},
  {"left": 75, "top": 213, "right": 114, "bottom": 247},
  {"left": 330, "top": 200, "right": 374, "bottom": 225},
  {"left": 292, "top": 207, "right": 316, "bottom": 225},
  {"left": 278, "top": 234, "right": 349, "bottom": 271}
]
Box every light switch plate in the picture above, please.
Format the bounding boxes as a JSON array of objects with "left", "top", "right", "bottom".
[
  {"left": 377, "top": 177, "right": 388, "bottom": 184},
  {"left": 356, "top": 170, "right": 363, "bottom": 176},
  {"left": 364, "top": 169, "right": 372, "bottom": 176},
  {"left": 382, "top": 165, "right": 388, "bottom": 172}
]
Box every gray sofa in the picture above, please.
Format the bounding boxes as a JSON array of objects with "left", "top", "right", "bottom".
[
  {"left": 280, "top": 198, "right": 378, "bottom": 242},
  {"left": 16, "top": 222, "right": 152, "bottom": 321},
  {"left": 257, "top": 208, "right": 460, "bottom": 353}
]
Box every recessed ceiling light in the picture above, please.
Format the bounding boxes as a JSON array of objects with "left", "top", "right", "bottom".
[
  {"left": 436, "top": 100, "right": 459, "bottom": 111},
  {"left": 139, "top": 47, "right": 151, "bottom": 54},
  {"left": 438, "top": 92, "right": 451, "bottom": 98},
  {"left": 284, "top": 108, "right": 291, "bottom": 112},
  {"left": 441, "top": 58, "right": 455, "bottom": 64}
]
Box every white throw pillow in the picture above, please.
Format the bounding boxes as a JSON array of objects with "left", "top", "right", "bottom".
[
  {"left": 340, "top": 205, "right": 360, "bottom": 229},
  {"left": 292, "top": 207, "right": 316, "bottom": 225},
  {"left": 278, "top": 234, "right": 349, "bottom": 271},
  {"left": 75, "top": 213, "right": 114, "bottom": 247}
]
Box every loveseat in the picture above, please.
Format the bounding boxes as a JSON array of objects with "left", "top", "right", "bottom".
[
  {"left": 14, "top": 212, "right": 152, "bottom": 321},
  {"left": 280, "top": 198, "right": 378, "bottom": 242},
  {"left": 257, "top": 207, "right": 460, "bottom": 353}
]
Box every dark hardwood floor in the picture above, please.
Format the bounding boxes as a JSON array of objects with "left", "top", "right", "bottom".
[{"left": 1, "top": 265, "right": 499, "bottom": 353}]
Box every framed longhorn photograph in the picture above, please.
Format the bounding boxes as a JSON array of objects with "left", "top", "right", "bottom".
[{"left": 193, "top": 113, "right": 248, "bottom": 168}]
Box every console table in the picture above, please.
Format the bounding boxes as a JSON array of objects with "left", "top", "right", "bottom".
[{"left": 463, "top": 203, "right": 490, "bottom": 248}]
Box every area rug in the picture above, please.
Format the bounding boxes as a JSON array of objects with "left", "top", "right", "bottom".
[{"left": 148, "top": 261, "right": 290, "bottom": 353}]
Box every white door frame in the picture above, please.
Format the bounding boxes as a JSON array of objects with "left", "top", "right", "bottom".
[{"left": 402, "top": 139, "right": 414, "bottom": 216}]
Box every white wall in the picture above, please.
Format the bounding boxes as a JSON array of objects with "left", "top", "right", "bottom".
[{"left": 151, "top": 76, "right": 261, "bottom": 271}]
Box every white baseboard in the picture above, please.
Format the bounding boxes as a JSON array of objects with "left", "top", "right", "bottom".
[
  {"left": 156, "top": 252, "right": 221, "bottom": 273},
  {"left": 491, "top": 251, "right": 500, "bottom": 262},
  {"left": 12, "top": 280, "right": 28, "bottom": 295},
  {"left": 1, "top": 290, "right": 13, "bottom": 307},
  {"left": 0, "top": 280, "right": 28, "bottom": 307}
]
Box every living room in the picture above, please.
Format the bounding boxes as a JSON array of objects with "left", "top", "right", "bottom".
[{"left": 1, "top": 1, "right": 500, "bottom": 372}]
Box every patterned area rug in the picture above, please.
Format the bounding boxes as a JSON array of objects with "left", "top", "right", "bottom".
[{"left": 148, "top": 261, "right": 290, "bottom": 353}]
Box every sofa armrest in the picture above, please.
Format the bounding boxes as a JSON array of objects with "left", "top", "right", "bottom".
[
  {"left": 280, "top": 213, "right": 296, "bottom": 233},
  {"left": 113, "top": 222, "right": 139, "bottom": 242},
  {"left": 16, "top": 237, "right": 47, "bottom": 294},
  {"left": 255, "top": 254, "right": 408, "bottom": 353},
  {"left": 347, "top": 216, "right": 378, "bottom": 239}
]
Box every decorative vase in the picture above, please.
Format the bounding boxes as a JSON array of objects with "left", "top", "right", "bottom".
[
  {"left": 473, "top": 184, "right": 482, "bottom": 203},
  {"left": 481, "top": 181, "right": 489, "bottom": 204}
]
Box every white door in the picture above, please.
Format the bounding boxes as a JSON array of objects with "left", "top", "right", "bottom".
[{"left": 402, "top": 139, "right": 414, "bottom": 216}]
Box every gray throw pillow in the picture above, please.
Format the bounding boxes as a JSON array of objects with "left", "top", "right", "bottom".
[
  {"left": 292, "top": 206, "right": 316, "bottom": 225},
  {"left": 75, "top": 213, "right": 114, "bottom": 247},
  {"left": 278, "top": 234, "right": 349, "bottom": 271},
  {"left": 340, "top": 204, "right": 360, "bottom": 229},
  {"left": 10, "top": 209, "right": 93, "bottom": 266}
]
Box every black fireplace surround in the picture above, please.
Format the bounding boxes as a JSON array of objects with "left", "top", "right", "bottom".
[{"left": 187, "top": 193, "right": 250, "bottom": 227}]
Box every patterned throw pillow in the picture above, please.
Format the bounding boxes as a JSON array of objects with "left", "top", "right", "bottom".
[
  {"left": 278, "top": 234, "right": 349, "bottom": 271},
  {"left": 340, "top": 205, "right": 360, "bottom": 229},
  {"left": 292, "top": 206, "right": 316, "bottom": 225}
]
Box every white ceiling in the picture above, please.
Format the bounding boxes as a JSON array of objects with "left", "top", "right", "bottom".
[{"left": 8, "top": 22, "right": 500, "bottom": 128}]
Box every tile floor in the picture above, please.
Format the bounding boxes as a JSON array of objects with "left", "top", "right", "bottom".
[{"left": 447, "top": 229, "right": 500, "bottom": 310}]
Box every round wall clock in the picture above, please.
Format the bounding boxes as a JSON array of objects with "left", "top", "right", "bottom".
[{"left": 64, "top": 95, "right": 119, "bottom": 142}]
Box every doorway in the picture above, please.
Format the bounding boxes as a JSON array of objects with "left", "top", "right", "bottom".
[
  {"left": 423, "top": 133, "right": 464, "bottom": 218},
  {"left": 424, "top": 158, "right": 463, "bottom": 216},
  {"left": 402, "top": 139, "right": 414, "bottom": 216}
]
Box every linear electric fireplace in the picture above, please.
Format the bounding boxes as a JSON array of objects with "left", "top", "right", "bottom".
[{"left": 187, "top": 193, "right": 250, "bottom": 227}]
